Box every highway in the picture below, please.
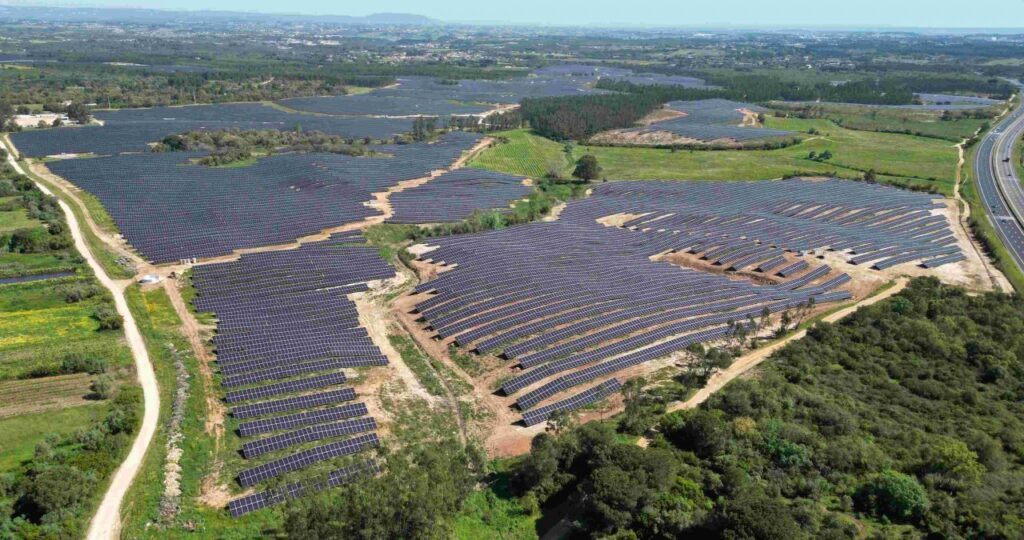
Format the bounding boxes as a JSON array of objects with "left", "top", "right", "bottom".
[{"left": 973, "top": 84, "right": 1024, "bottom": 275}]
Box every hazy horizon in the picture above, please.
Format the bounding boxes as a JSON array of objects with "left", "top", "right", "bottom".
[{"left": 4, "top": 0, "right": 1024, "bottom": 29}]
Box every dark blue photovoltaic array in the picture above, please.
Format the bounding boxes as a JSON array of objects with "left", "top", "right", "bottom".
[
  {"left": 532, "top": 65, "right": 633, "bottom": 77},
  {"left": 521, "top": 379, "right": 623, "bottom": 426},
  {"left": 11, "top": 103, "right": 414, "bottom": 157},
  {"left": 388, "top": 169, "right": 532, "bottom": 224},
  {"left": 410, "top": 178, "right": 960, "bottom": 424},
  {"left": 625, "top": 99, "right": 795, "bottom": 141},
  {"left": 277, "top": 66, "right": 709, "bottom": 116},
  {"left": 191, "top": 235, "right": 392, "bottom": 501},
  {"left": 228, "top": 460, "right": 380, "bottom": 517},
  {"left": 584, "top": 179, "right": 961, "bottom": 269},
  {"left": 277, "top": 91, "right": 493, "bottom": 117},
  {"left": 46, "top": 131, "right": 483, "bottom": 262}
]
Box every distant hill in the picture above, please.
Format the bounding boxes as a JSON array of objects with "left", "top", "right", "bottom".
[{"left": 0, "top": 5, "right": 440, "bottom": 26}]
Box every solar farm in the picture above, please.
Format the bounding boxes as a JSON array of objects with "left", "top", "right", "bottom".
[
  {"left": 190, "top": 233, "right": 393, "bottom": 516},
  {"left": 387, "top": 168, "right": 532, "bottom": 224},
  {"left": 595, "top": 98, "right": 797, "bottom": 145},
  {"left": 782, "top": 93, "right": 1003, "bottom": 112},
  {"left": 5, "top": 63, "right": 985, "bottom": 520},
  {"left": 402, "top": 178, "right": 962, "bottom": 426},
  {"left": 45, "top": 131, "right": 484, "bottom": 263},
  {"left": 276, "top": 67, "right": 712, "bottom": 116},
  {"left": 10, "top": 102, "right": 415, "bottom": 157}
]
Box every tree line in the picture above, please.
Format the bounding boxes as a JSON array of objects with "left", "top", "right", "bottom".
[{"left": 521, "top": 73, "right": 1014, "bottom": 140}]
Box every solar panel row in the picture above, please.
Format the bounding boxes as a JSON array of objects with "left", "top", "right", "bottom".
[{"left": 228, "top": 460, "right": 380, "bottom": 517}]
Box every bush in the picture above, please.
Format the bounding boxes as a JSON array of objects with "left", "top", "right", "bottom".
[
  {"left": 61, "top": 353, "right": 107, "bottom": 375},
  {"left": 55, "top": 282, "right": 101, "bottom": 303},
  {"left": 92, "top": 305, "right": 122, "bottom": 330},
  {"left": 90, "top": 374, "right": 116, "bottom": 400},
  {"left": 105, "top": 385, "right": 141, "bottom": 434},
  {"left": 855, "top": 470, "right": 928, "bottom": 522},
  {"left": 8, "top": 228, "right": 51, "bottom": 253}
]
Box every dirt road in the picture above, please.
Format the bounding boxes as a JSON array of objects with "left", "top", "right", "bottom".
[
  {"left": 667, "top": 278, "right": 908, "bottom": 413},
  {"left": 3, "top": 142, "right": 160, "bottom": 540}
]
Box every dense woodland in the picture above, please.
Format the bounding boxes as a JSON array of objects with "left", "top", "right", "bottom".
[{"left": 503, "top": 278, "right": 1024, "bottom": 538}]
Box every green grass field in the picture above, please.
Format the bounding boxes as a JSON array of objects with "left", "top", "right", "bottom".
[
  {"left": 769, "top": 102, "right": 992, "bottom": 142},
  {"left": 0, "top": 278, "right": 131, "bottom": 379},
  {"left": 0, "top": 198, "right": 41, "bottom": 232},
  {"left": 0, "top": 404, "right": 109, "bottom": 472},
  {"left": 471, "top": 120, "right": 958, "bottom": 195},
  {"left": 0, "top": 191, "right": 82, "bottom": 278},
  {"left": 472, "top": 131, "right": 570, "bottom": 178}
]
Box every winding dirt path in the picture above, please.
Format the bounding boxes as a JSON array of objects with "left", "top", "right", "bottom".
[{"left": 3, "top": 140, "right": 160, "bottom": 540}]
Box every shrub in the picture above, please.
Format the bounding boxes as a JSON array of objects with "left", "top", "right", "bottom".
[
  {"left": 92, "top": 305, "right": 122, "bottom": 331},
  {"left": 55, "top": 282, "right": 102, "bottom": 303},
  {"left": 90, "top": 374, "right": 116, "bottom": 399},
  {"left": 61, "top": 353, "right": 107, "bottom": 375},
  {"left": 105, "top": 385, "right": 141, "bottom": 434},
  {"left": 855, "top": 470, "right": 928, "bottom": 521}
]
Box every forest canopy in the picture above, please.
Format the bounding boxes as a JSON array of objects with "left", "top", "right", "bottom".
[{"left": 504, "top": 278, "right": 1024, "bottom": 538}]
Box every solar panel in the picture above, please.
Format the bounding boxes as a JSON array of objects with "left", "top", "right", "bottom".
[
  {"left": 228, "top": 460, "right": 380, "bottom": 517},
  {"left": 238, "top": 433, "right": 380, "bottom": 487},
  {"left": 238, "top": 402, "right": 369, "bottom": 437},
  {"left": 242, "top": 417, "right": 378, "bottom": 459},
  {"left": 230, "top": 388, "right": 357, "bottom": 420},
  {"left": 225, "top": 372, "right": 348, "bottom": 404},
  {"left": 522, "top": 379, "right": 622, "bottom": 426}
]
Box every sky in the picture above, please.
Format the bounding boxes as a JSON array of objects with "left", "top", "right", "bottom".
[{"left": 20, "top": 0, "right": 1024, "bottom": 28}]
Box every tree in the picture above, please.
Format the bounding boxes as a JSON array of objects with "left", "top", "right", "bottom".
[
  {"left": 864, "top": 168, "right": 877, "bottom": 183},
  {"left": 411, "top": 116, "right": 438, "bottom": 141},
  {"left": 928, "top": 440, "right": 985, "bottom": 490},
  {"left": 283, "top": 439, "right": 482, "bottom": 539},
  {"left": 572, "top": 154, "right": 601, "bottom": 181},
  {"left": 20, "top": 465, "right": 95, "bottom": 521},
  {"left": 778, "top": 310, "right": 793, "bottom": 335},
  {"left": 684, "top": 344, "right": 733, "bottom": 384},
  {"left": 855, "top": 470, "right": 928, "bottom": 521},
  {"left": 90, "top": 374, "right": 116, "bottom": 399},
  {"left": 546, "top": 409, "right": 578, "bottom": 436},
  {"left": 715, "top": 491, "right": 803, "bottom": 539},
  {"left": 65, "top": 102, "right": 90, "bottom": 124},
  {"left": 619, "top": 377, "right": 659, "bottom": 435}
]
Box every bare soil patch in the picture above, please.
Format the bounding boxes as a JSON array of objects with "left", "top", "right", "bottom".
[{"left": 637, "top": 107, "right": 687, "bottom": 126}]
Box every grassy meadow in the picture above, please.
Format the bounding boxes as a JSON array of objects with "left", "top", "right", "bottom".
[{"left": 471, "top": 117, "right": 959, "bottom": 195}]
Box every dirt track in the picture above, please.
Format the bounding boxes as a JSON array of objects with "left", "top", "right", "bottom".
[
  {"left": 667, "top": 277, "right": 909, "bottom": 413},
  {"left": 4, "top": 139, "right": 160, "bottom": 540}
]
